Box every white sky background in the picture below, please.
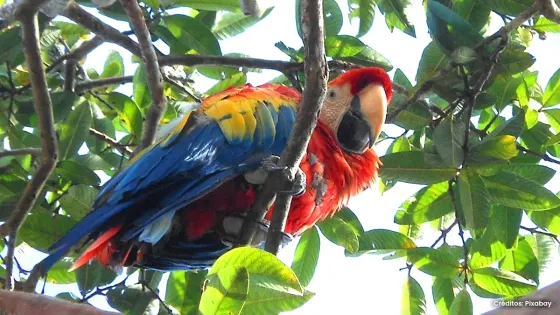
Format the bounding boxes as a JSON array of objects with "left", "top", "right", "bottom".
[{"left": 30, "top": 0, "right": 560, "bottom": 314}]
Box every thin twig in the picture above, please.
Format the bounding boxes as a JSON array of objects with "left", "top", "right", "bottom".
[
  {"left": 430, "top": 220, "right": 458, "bottom": 248},
  {"left": 120, "top": 0, "right": 168, "bottom": 154},
  {"left": 1, "top": 4, "right": 58, "bottom": 291},
  {"left": 137, "top": 280, "right": 173, "bottom": 314},
  {"left": 520, "top": 225, "right": 560, "bottom": 243},
  {"left": 89, "top": 128, "right": 133, "bottom": 155},
  {"left": 263, "top": 0, "right": 328, "bottom": 254},
  {"left": 0, "top": 148, "right": 41, "bottom": 159},
  {"left": 75, "top": 75, "right": 134, "bottom": 93},
  {"left": 163, "top": 75, "right": 201, "bottom": 102},
  {"left": 517, "top": 145, "right": 560, "bottom": 165}
]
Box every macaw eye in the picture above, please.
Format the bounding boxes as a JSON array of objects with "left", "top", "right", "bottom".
[{"left": 328, "top": 90, "right": 336, "bottom": 98}]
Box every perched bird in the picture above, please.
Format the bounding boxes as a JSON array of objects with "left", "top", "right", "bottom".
[{"left": 42, "top": 67, "right": 392, "bottom": 272}]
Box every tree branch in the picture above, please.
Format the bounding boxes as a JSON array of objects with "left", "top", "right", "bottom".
[
  {"left": 537, "top": 0, "right": 560, "bottom": 23},
  {"left": 0, "top": 148, "right": 41, "bottom": 158},
  {"left": 0, "top": 5, "right": 58, "bottom": 291},
  {"left": 262, "top": 0, "right": 328, "bottom": 254},
  {"left": 120, "top": 0, "right": 167, "bottom": 153},
  {"left": 63, "top": 1, "right": 143, "bottom": 57}
]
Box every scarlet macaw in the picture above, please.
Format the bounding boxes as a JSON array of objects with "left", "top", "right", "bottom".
[{"left": 42, "top": 67, "right": 392, "bottom": 272}]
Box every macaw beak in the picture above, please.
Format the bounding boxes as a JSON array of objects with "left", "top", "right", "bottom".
[{"left": 336, "top": 83, "right": 388, "bottom": 154}]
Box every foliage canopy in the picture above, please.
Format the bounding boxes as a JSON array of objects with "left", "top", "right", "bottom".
[{"left": 1, "top": 0, "right": 560, "bottom": 314}]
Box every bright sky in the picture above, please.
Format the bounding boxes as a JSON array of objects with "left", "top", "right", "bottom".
[{"left": 26, "top": 0, "right": 560, "bottom": 314}]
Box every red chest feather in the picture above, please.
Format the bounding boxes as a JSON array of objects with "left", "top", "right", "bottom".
[{"left": 271, "top": 121, "right": 381, "bottom": 235}]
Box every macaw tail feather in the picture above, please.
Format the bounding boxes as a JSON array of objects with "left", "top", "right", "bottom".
[{"left": 69, "top": 225, "right": 122, "bottom": 272}]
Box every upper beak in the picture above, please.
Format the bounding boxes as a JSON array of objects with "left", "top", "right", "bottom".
[{"left": 336, "top": 84, "right": 388, "bottom": 154}]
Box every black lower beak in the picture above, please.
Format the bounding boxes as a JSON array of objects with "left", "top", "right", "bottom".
[{"left": 336, "top": 97, "right": 372, "bottom": 154}]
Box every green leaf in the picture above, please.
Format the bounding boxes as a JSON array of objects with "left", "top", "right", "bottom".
[
  {"left": 59, "top": 184, "right": 98, "bottom": 219},
  {"left": 164, "top": 14, "right": 222, "bottom": 55},
  {"left": 487, "top": 109, "right": 525, "bottom": 138},
  {"left": 482, "top": 171, "right": 560, "bottom": 210},
  {"left": 433, "top": 117, "right": 466, "bottom": 168},
  {"left": 426, "top": 0, "right": 483, "bottom": 53},
  {"left": 432, "top": 277, "right": 455, "bottom": 315},
  {"left": 407, "top": 247, "right": 461, "bottom": 278},
  {"left": 325, "top": 35, "right": 365, "bottom": 58},
  {"left": 0, "top": 27, "right": 24, "bottom": 66},
  {"left": 470, "top": 267, "right": 536, "bottom": 297},
  {"left": 394, "top": 181, "right": 454, "bottom": 225},
  {"left": 492, "top": 206, "right": 522, "bottom": 249},
  {"left": 291, "top": 227, "right": 320, "bottom": 287},
  {"left": 452, "top": 0, "right": 491, "bottom": 31},
  {"left": 58, "top": 101, "right": 92, "bottom": 160},
  {"left": 76, "top": 261, "right": 118, "bottom": 294},
  {"left": 388, "top": 94, "right": 432, "bottom": 130},
  {"left": 416, "top": 41, "right": 450, "bottom": 84},
  {"left": 318, "top": 217, "right": 359, "bottom": 253},
  {"left": 107, "top": 284, "right": 158, "bottom": 314},
  {"left": 51, "top": 91, "right": 79, "bottom": 123},
  {"left": 166, "top": 270, "right": 207, "bottom": 315},
  {"left": 348, "top": 0, "right": 376, "bottom": 37},
  {"left": 340, "top": 45, "right": 393, "bottom": 70},
  {"left": 487, "top": 74, "right": 524, "bottom": 111},
  {"left": 354, "top": 229, "right": 416, "bottom": 255},
  {"left": 394, "top": 68, "right": 412, "bottom": 89},
  {"left": 200, "top": 266, "right": 248, "bottom": 315},
  {"left": 471, "top": 135, "right": 518, "bottom": 160},
  {"left": 133, "top": 64, "right": 151, "bottom": 109},
  {"left": 448, "top": 289, "right": 473, "bottom": 315},
  {"left": 402, "top": 276, "right": 426, "bottom": 315},
  {"left": 457, "top": 170, "right": 490, "bottom": 232},
  {"left": 534, "top": 17, "right": 560, "bottom": 33},
  {"left": 469, "top": 224, "right": 508, "bottom": 268},
  {"left": 204, "top": 247, "right": 312, "bottom": 314},
  {"left": 534, "top": 234, "right": 557, "bottom": 273},
  {"left": 527, "top": 206, "right": 560, "bottom": 235},
  {"left": 380, "top": 151, "right": 457, "bottom": 185},
  {"left": 47, "top": 258, "right": 77, "bottom": 284},
  {"left": 101, "top": 50, "right": 124, "bottom": 79},
  {"left": 19, "top": 212, "right": 76, "bottom": 251},
  {"left": 500, "top": 236, "right": 539, "bottom": 284},
  {"left": 166, "top": 0, "right": 240, "bottom": 11},
  {"left": 497, "top": 50, "right": 536, "bottom": 76},
  {"left": 212, "top": 8, "right": 273, "bottom": 40},
  {"left": 543, "top": 68, "right": 560, "bottom": 107},
  {"left": 205, "top": 72, "right": 247, "bottom": 95},
  {"left": 378, "top": 0, "right": 415, "bottom": 37},
  {"left": 483, "top": 0, "right": 534, "bottom": 16},
  {"left": 105, "top": 92, "right": 143, "bottom": 139},
  {"left": 56, "top": 160, "right": 101, "bottom": 186}
]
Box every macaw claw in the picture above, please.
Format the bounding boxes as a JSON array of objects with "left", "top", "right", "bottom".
[
  {"left": 278, "top": 167, "right": 306, "bottom": 197},
  {"left": 244, "top": 155, "right": 306, "bottom": 196}
]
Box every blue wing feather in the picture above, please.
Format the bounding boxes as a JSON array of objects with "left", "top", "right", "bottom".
[{"left": 43, "top": 99, "right": 297, "bottom": 271}]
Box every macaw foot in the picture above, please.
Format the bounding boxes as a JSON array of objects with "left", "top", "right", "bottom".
[
  {"left": 221, "top": 215, "right": 293, "bottom": 247},
  {"left": 244, "top": 156, "right": 307, "bottom": 196}
]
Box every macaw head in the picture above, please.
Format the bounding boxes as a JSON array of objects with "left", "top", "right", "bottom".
[{"left": 320, "top": 67, "right": 392, "bottom": 154}]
